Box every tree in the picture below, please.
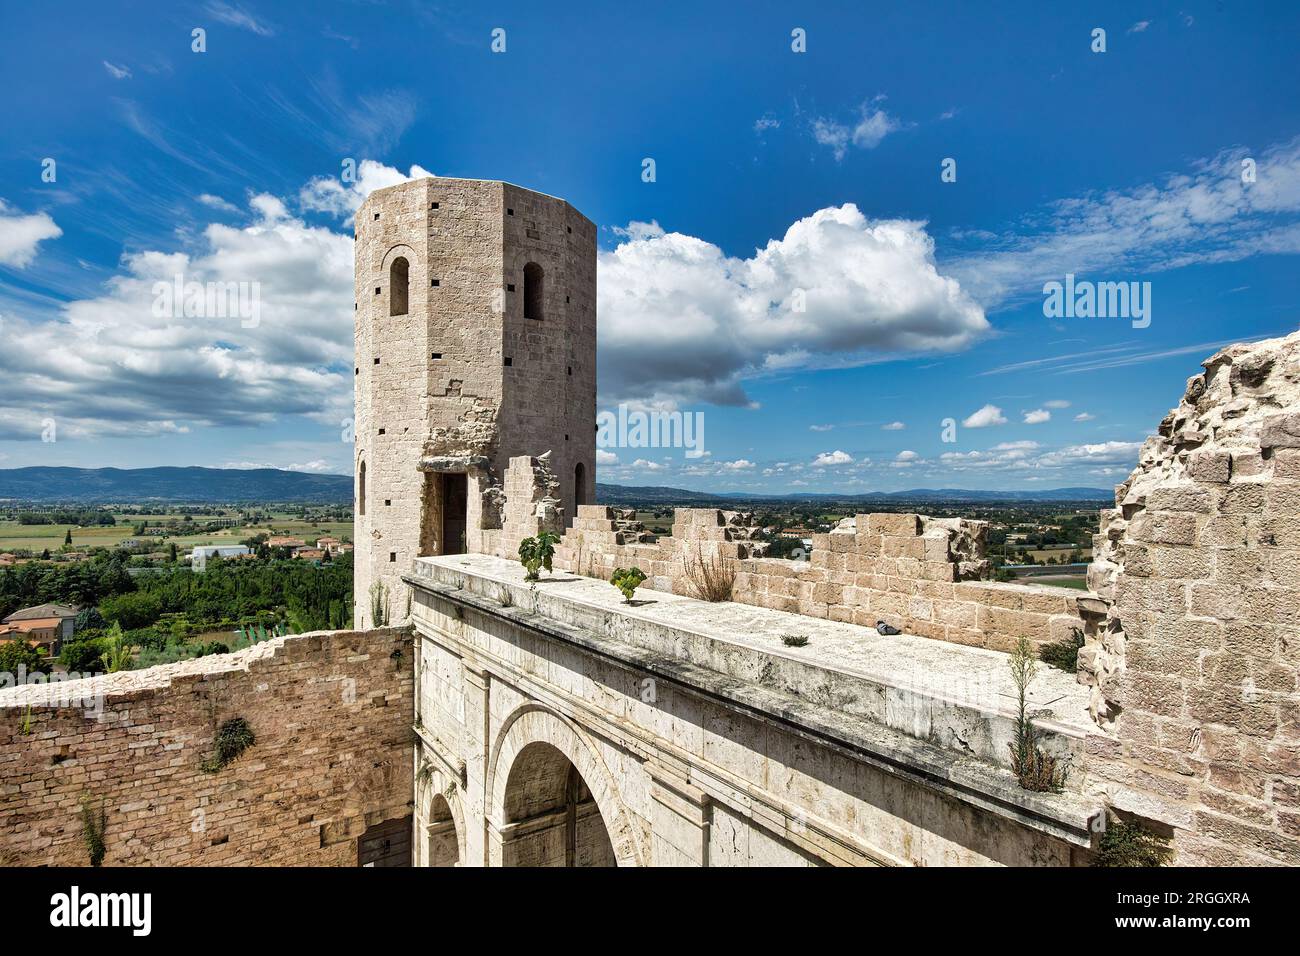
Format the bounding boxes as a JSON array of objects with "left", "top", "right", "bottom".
[
  {"left": 0, "top": 637, "right": 46, "bottom": 675},
  {"left": 100, "top": 591, "right": 162, "bottom": 630},
  {"left": 518, "top": 532, "right": 559, "bottom": 581},
  {"left": 64, "top": 529, "right": 73, "bottom": 547}
]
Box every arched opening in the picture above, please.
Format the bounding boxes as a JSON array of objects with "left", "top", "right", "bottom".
[
  {"left": 574, "top": 462, "right": 587, "bottom": 509},
  {"left": 390, "top": 256, "right": 409, "bottom": 316},
  {"left": 523, "top": 262, "right": 543, "bottom": 320},
  {"left": 358, "top": 460, "right": 366, "bottom": 516},
  {"left": 500, "top": 741, "right": 616, "bottom": 867},
  {"left": 426, "top": 794, "right": 460, "bottom": 867}
]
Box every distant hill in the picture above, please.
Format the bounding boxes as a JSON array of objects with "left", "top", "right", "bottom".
[
  {"left": 596, "top": 482, "right": 1112, "bottom": 505},
  {"left": 0, "top": 467, "right": 352, "bottom": 503}
]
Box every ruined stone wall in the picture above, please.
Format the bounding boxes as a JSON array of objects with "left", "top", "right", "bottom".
[
  {"left": 1082, "top": 331, "right": 1300, "bottom": 866},
  {"left": 0, "top": 628, "right": 413, "bottom": 866},
  {"left": 356, "top": 177, "right": 596, "bottom": 629},
  {"left": 551, "top": 506, "right": 1087, "bottom": 655}
]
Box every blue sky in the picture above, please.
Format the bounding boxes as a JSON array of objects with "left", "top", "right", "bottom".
[{"left": 0, "top": 1, "right": 1297, "bottom": 493}]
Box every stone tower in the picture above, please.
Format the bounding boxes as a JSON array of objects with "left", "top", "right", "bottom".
[{"left": 353, "top": 177, "right": 597, "bottom": 627}]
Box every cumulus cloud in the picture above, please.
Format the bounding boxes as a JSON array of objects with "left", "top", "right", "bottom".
[
  {"left": 1036, "top": 441, "right": 1141, "bottom": 469},
  {"left": 882, "top": 420, "right": 905, "bottom": 430},
  {"left": 595, "top": 449, "right": 619, "bottom": 465},
  {"left": 0, "top": 200, "right": 62, "bottom": 268},
  {"left": 812, "top": 450, "right": 853, "bottom": 466},
  {"left": 895, "top": 449, "right": 919, "bottom": 461},
  {"left": 597, "top": 204, "right": 987, "bottom": 407},
  {"left": 723, "top": 459, "right": 755, "bottom": 470},
  {"left": 962, "top": 404, "right": 1007, "bottom": 428},
  {"left": 631, "top": 458, "right": 666, "bottom": 471},
  {"left": 197, "top": 193, "right": 241, "bottom": 214},
  {"left": 1023, "top": 408, "right": 1051, "bottom": 424},
  {"left": 299, "top": 160, "right": 435, "bottom": 221},
  {"left": 0, "top": 193, "right": 352, "bottom": 440}
]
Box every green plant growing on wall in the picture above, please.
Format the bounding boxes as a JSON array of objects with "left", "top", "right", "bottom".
[
  {"left": 518, "top": 531, "right": 559, "bottom": 581},
  {"left": 201, "top": 717, "right": 255, "bottom": 773},
  {"left": 1007, "top": 635, "right": 1068, "bottom": 793},
  {"left": 80, "top": 794, "right": 106, "bottom": 867},
  {"left": 19, "top": 704, "right": 33, "bottom": 736},
  {"left": 370, "top": 581, "right": 389, "bottom": 627},
  {"left": 1092, "top": 818, "right": 1174, "bottom": 867},
  {"left": 1039, "top": 627, "right": 1085, "bottom": 673},
  {"left": 781, "top": 634, "right": 809, "bottom": 647},
  {"left": 610, "top": 567, "right": 647, "bottom": 604}
]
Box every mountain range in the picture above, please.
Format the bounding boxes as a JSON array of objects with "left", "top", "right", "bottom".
[{"left": 0, "top": 466, "right": 1113, "bottom": 505}]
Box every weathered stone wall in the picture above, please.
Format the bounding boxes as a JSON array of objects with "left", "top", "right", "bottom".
[
  {"left": 0, "top": 628, "right": 413, "bottom": 866},
  {"left": 355, "top": 177, "right": 595, "bottom": 629},
  {"left": 550, "top": 506, "right": 1087, "bottom": 656},
  {"left": 1081, "top": 331, "right": 1300, "bottom": 866},
  {"left": 407, "top": 554, "right": 1101, "bottom": 867}
]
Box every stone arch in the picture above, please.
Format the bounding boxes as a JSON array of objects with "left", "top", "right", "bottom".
[
  {"left": 379, "top": 244, "right": 419, "bottom": 318},
  {"left": 416, "top": 764, "right": 465, "bottom": 867},
  {"left": 486, "top": 703, "right": 643, "bottom": 867},
  {"left": 389, "top": 256, "right": 409, "bottom": 316}
]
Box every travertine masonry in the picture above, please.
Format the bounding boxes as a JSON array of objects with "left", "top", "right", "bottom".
[
  {"left": 355, "top": 177, "right": 595, "bottom": 628},
  {"left": 1082, "top": 330, "right": 1300, "bottom": 866},
  {"left": 0, "top": 628, "right": 413, "bottom": 866}
]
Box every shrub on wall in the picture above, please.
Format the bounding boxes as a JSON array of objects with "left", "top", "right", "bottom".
[
  {"left": 1093, "top": 818, "right": 1174, "bottom": 867},
  {"left": 202, "top": 717, "right": 255, "bottom": 773},
  {"left": 518, "top": 532, "right": 559, "bottom": 581}
]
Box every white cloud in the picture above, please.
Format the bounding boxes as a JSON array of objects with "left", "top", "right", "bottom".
[
  {"left": 882, "top": 420, "right": 905, "bottom": 430},
  {"left": 197, "top": 193, "right": 241, "bottom": 214},
  {"left": 205, "top": 1, "right": 275, "bottom": 36},
  {"left": 1074, "top": 412, "right": 1096, "bottom": 422},
  {"left": 809, "top": 423, "right": 834, "bottom": 432},
  {"left": 595, "top": 449, "right": 619, "bottom": 465},
  {"left": 1036, "top": 441, "right": 1141, "bottom": 469},
  {"left": 723, "top": 459, "right": 755, "bottom": 470},
  {"left": 598, "top": 203, "right": 987, "bottom": 407},
  {"left": 103, "top": 61, "right": 132, "bottom": 80},
  {"left": 812, "top": 450, "right": 853, "bottom": 466},
  {"left": 812, "top": 102, "right": 903, "bottom": 160},
  {"left": 1043, "top": 399, "right": 1071, "bottom": 409},
  {"left": 949, "top": 137, "right": 1300, "bottom": 309},
  {"left": 895, "top": 450, "right": 919, "bottom": 461},
  {"left": 224, "top": 459, "right": 333, "bottom": 472},
  {"left": 0, "top": 190, "right": 353, "bottom": 439},
  {"left": 1023, "top": 408, "right": 1051, "bottom": 424},
  {"left": 299, "top": 160, "right": 435, "bottom": 221},
  {"left": 754, "top": 116, "right": 779, "bottom": 133},
  {"left": 0, "top": 200, "right": 62, "bottom": 268},
  {"left": 631, "top": 458, "right": 666, "bottom": 471},
  {"left": 1128, "top": 20, "right": 1151, "bottom": 33},
  {"left": 962, "top": 404, "right": 1007, "bottom": 428}
]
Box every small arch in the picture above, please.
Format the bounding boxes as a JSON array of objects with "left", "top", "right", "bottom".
[
  {"left": 358, "top": 460, "right": 367, "bottom": 516},
  {"left": 426, "top": 793, "right": 462, "bottom": 867},
  {"left": 523, "top": 262, "right": 544, "bottom": 320},
  {"left": 390, "top": 256, "right": 409, "bottom": 316}
]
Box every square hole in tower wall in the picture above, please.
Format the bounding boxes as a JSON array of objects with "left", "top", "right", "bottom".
[
  {"left": 390, "top": 552, "right": 396, "bottom": 562},
  {"left": 430, "top": 279, "right": 440, "bottom": 287},
  {"left": 430, "top": 202, "right": 439, "bottom": 209},
  {"left": 504, "top": 357, "right": 512, "bottom": 367}
]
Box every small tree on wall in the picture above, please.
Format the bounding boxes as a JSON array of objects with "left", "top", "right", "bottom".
[
  {"left": 518, "top": 532, "right": 559, "bottom": 581},
  {"left": 370, "top": 581, "right": 389, "bottom": 627}
]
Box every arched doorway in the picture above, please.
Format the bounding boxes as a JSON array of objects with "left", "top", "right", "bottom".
[
  {"left": 574, "top": 461, "right": 587, "bottom": 510},
  {"left": 426, "top": 793, "right": 460, "bottom": 867},
  {"left": 500, "top": 741, "right": 616, "bottom": 867}
]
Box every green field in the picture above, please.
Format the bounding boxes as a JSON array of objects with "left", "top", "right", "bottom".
[{"left": 0, "top": 513, "right": 352, "bottom": 554}]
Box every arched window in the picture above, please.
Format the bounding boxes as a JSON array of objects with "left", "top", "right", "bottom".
[
  {"left": 359, "top": 460, "right": 367, "bottom": 516},
  {"left": 390, "top": 257, "right": 409, "bottom": 316},
  {"left": 574, "top": 462, "right": 587, "bottom": 508},
  {"left": 523, "top": 262, "right": 543, "bottom": 320}
]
